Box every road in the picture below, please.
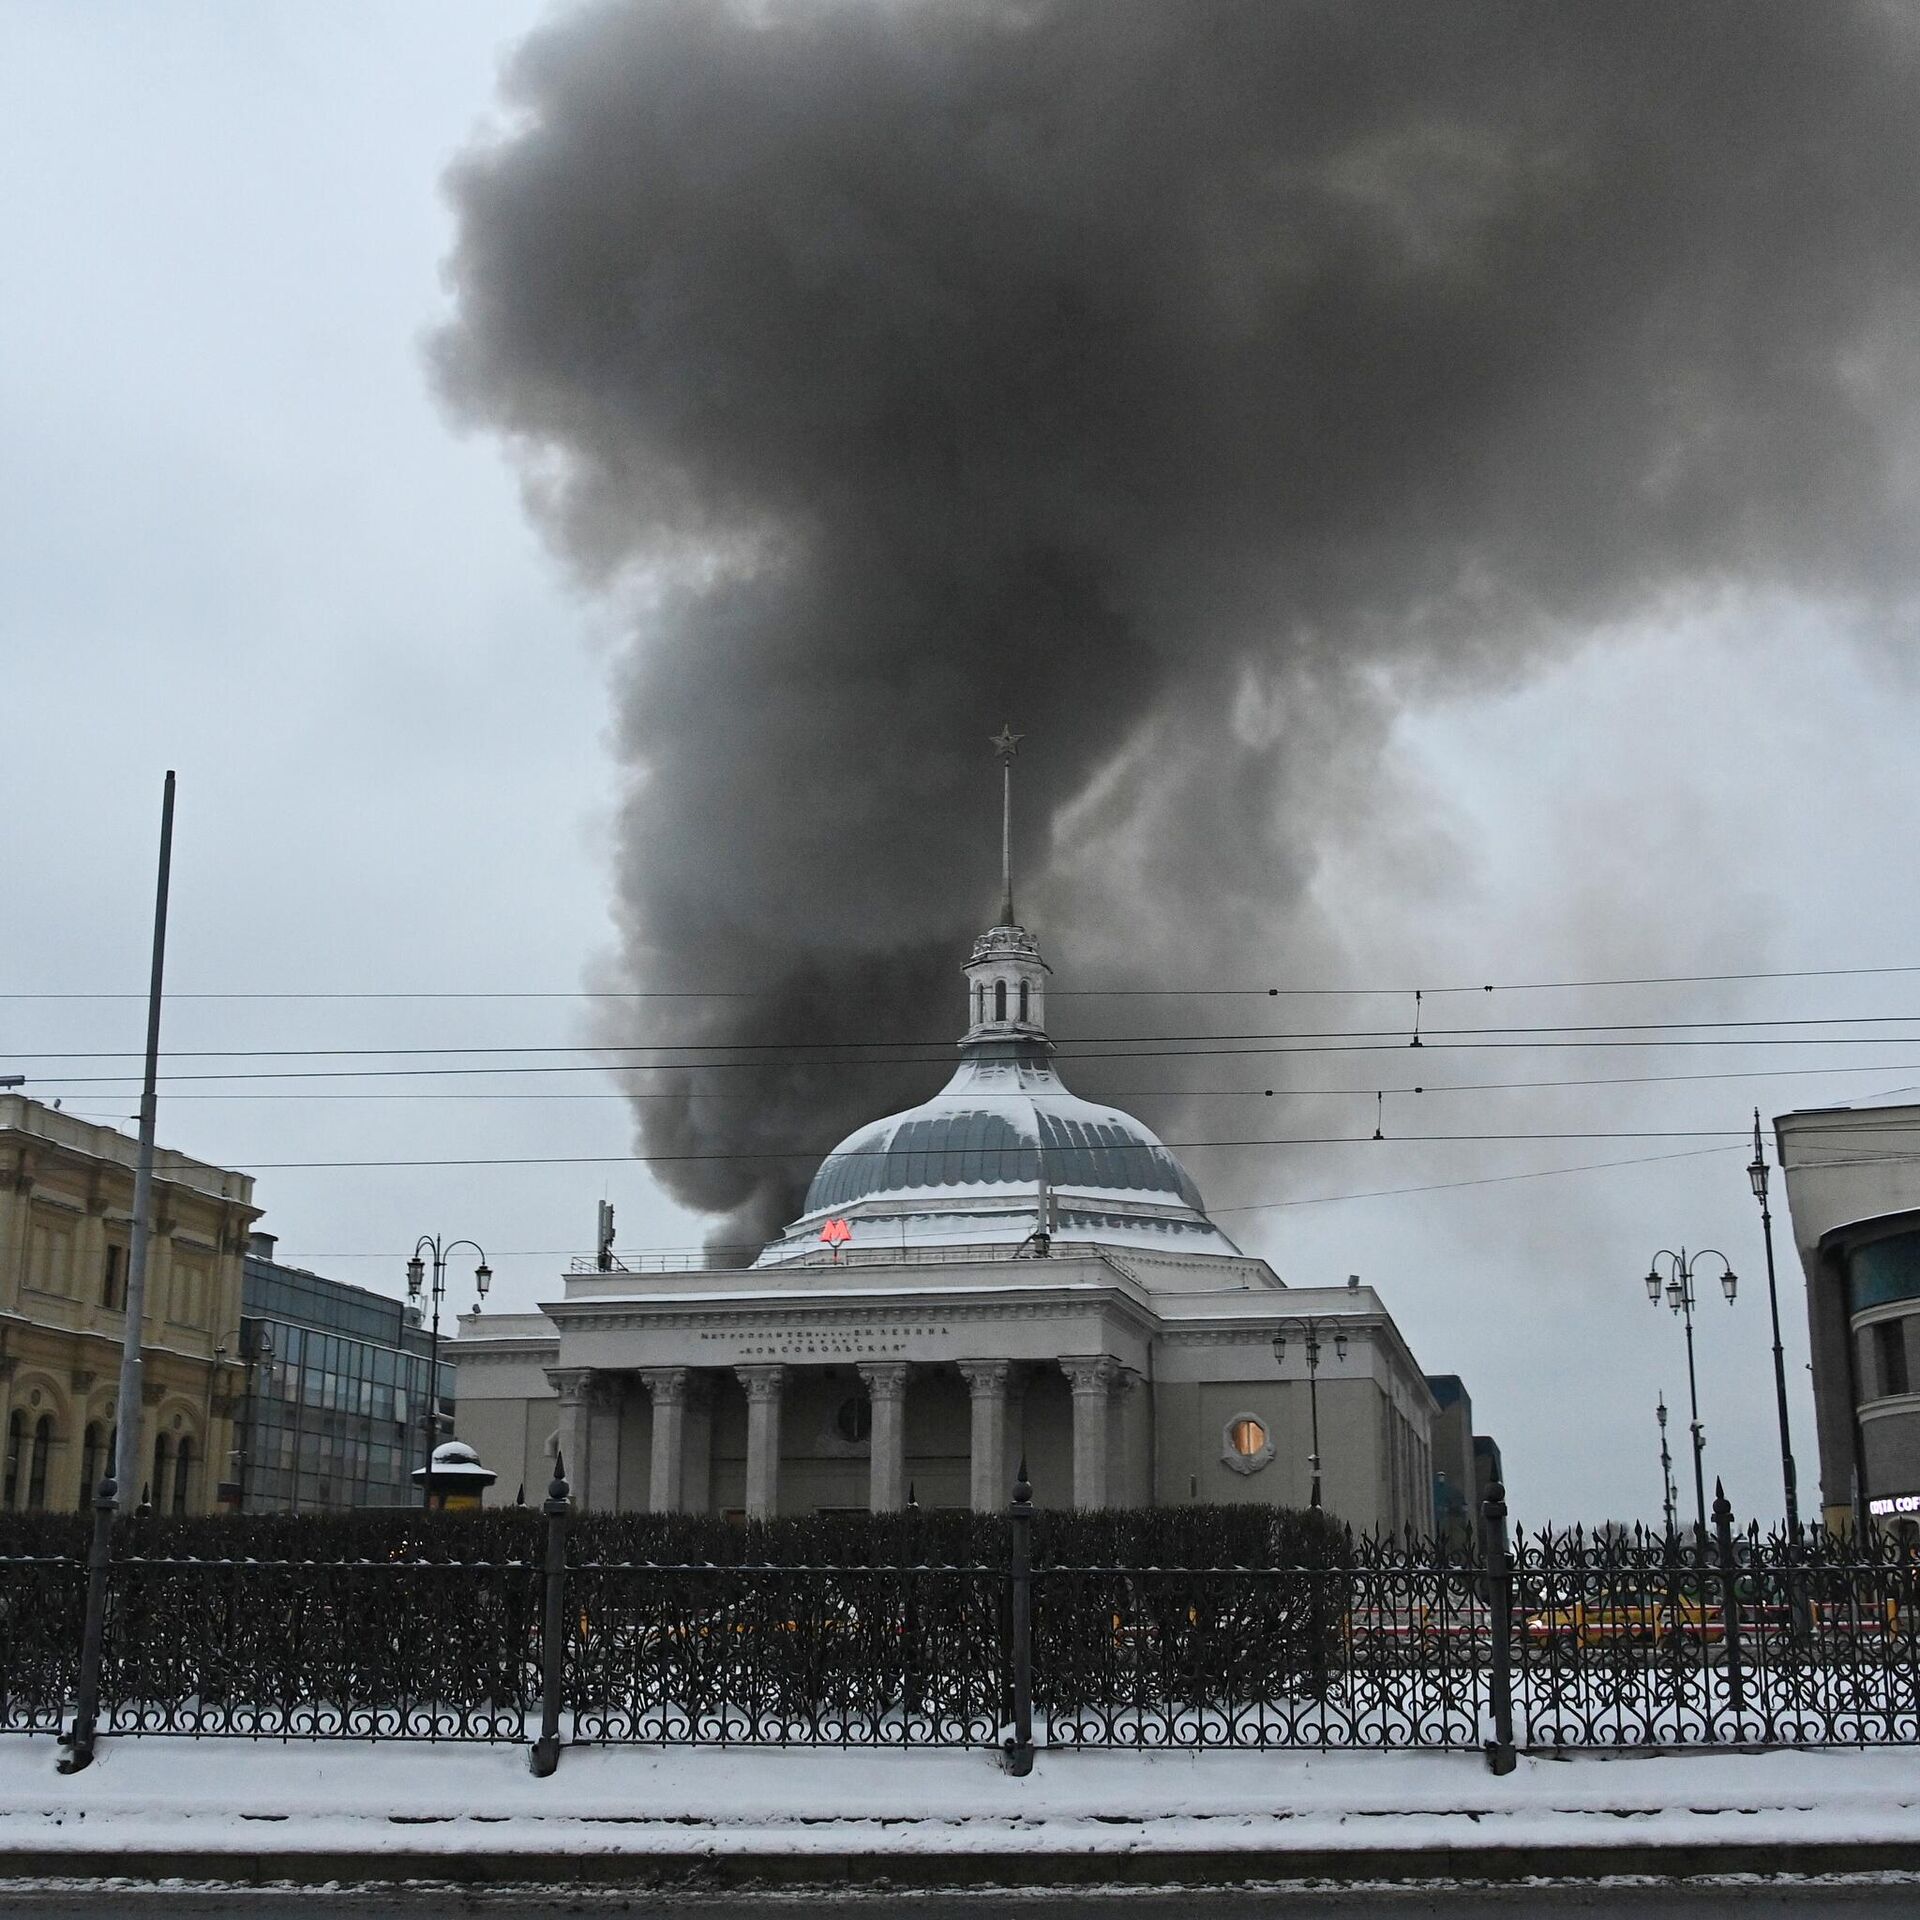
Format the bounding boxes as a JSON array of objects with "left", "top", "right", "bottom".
[{"left": 0, "top": 1882, "right": 1913, "bottom": 1918}]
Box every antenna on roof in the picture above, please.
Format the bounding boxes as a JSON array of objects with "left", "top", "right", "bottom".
[
  {"left": 594, "top": 1199, "right": 625, "bottom": 1273},
  {"left": 991, "top": 722, "right": 1023, "bottom": 925}
]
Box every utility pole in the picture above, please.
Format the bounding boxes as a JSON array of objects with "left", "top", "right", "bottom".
[
  {"left": 1748, "top": 1110, "right": 1802, "bottom": 1537},
  {"left": 113, "top": 772, "right": 176, "bottom": 1510}
]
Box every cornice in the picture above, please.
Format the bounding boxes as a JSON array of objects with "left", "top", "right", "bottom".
[{"left": 554, "top": 1296, "right": 1149, "bottom": 1335}]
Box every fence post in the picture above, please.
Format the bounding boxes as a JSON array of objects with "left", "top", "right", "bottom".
[
  {"left": 1482, "top": 1480, "right": 1516, "bottom": 1776},
  {"left": 528, "top": 1452, "right": 572, "bottom": 1777},
  {"left": 58, "top": 1473, "right": 118, "bottom": 1775},
  {"left": 1713, "top": 1479, "right": 1746, "bottom": 1723},
  {"left": 1003, "top": 1458, "right": 1034, "bottom": 1776}
]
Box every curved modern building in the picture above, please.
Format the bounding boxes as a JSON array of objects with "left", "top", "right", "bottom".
[
  {"left": 1776, "top": 1102, "right": 1920, "bottom": 1538},
  {"left": 455, "top": 893, "right": 1446, "bottom": 1527}
]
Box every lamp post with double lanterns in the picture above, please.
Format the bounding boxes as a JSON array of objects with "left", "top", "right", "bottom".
[
  {"left": 1272, "top": 1315, "right": 1349, "bottom": 1511},
  {"left": 1746, "top": 1110, "right": 1803, "bottom": 1538},
  {"left": 1644, "top": 1248, "right": 1736, "bottom": 1543},
  {"left": 406, "top": 1236, "right": 490, "bottom": 1510}
]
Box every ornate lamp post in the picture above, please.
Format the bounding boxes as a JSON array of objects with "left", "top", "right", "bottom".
[
  {"left": 406, "top": 1236, "right": 491, "bottom": 1510},
  {"left": 1644, "top": 1248, "right": 1736, "bottom": 1542},
  {"left": 1657, "top": 1392, "right": 1677, "bottom": 1540},
  {"left": 1747, "top": 1111, "right": 1802, "bottom": 1537},
  {"left": 1272, "top": 1315, "right": 1349, "bottom": 1510}
]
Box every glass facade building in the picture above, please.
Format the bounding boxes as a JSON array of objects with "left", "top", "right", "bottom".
[{"left": 230, "top": 1235, "right": 453, "bottom": 1512}]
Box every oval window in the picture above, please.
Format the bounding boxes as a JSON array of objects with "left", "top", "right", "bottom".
[
  {"left": 836, "top": 1396, "right": 874, "bottom": 1444},
  {"left": 1228, "top": 1417, "right": 1268, "bottom": 1457}
]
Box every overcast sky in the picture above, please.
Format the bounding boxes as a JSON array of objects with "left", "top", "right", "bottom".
[{"left": 6, "top": 2, "right": 1920, "bottom": 1527}]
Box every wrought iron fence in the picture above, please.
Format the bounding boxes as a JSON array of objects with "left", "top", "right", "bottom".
[
  {"left": 1507, "top": 1519, "right": 1920, "bottom": 1749},
  {"left": 1036, "top": 1541, "right": 1485, "bottom": 1751},
  {"left": 568, "top": 1560, "right": 1006, "bottom": 1746},
  {"left": 92, "top": 1553, "right": 541, "bottom": 1741},
  {"left": 4, "top": 1471, "right": 1917, "bottom": 1773},
  {"left": 0, "top": 1555, "right": 85, "bottom": 1734}
]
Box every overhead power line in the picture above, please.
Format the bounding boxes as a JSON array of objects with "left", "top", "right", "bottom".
[
  {"left": 211, "top": 1127, "right": 1772, "bottom": 1173},
  {"left": 27, "top": 1033, "right": 1920, "bottom": 1089},
  {"left": 5, "top": 959, "right": 1919, "bottom": 1001},
  {"left": 1211, "top": 1144, "right": 1745, "bottom": 1214},
  {"left": 40, "top": 1056, "right": 1920, "bottom": 1105},
  {"left": 17, "top": 1011, "right": 1920, "bottom": 1064}
]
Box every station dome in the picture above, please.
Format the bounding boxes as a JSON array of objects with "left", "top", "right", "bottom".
[{"left": 753, "top": 913, "right": 1239, "bottom": 1267}]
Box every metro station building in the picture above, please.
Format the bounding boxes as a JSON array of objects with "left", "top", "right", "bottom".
[{"left": 456, "top": 897, "right": 1449, "bottom": 1529}]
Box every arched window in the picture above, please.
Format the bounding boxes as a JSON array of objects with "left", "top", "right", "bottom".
[
  {"left": 172, "top": 1437, "right": 194, "bottom": 1515},
  {"left": 2, "top": 1412, "right": 21, "bottom": 1510},
  {"left": 994, "top": 980, "right": 1007, "bottom": 1022},
  {"left": 1018, "top": 980, "right": 1030, "bottom": 1022},
  {"left": 80, "top": 1423, "right": 103, "bottom": 1505},
  {"left": 152, "top": 1432, "right": 172, "bottom": 1514},
  {"left": 28, "top": 1416, "right": 52, "bottom": 1511}
]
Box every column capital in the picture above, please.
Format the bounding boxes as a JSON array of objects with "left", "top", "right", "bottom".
[
  {"left": 639, "top": 1365, "right": 702, "bottom": 1408},
  {"left": 545, "top": 1367, "right": 593, "bottom": 1406},
  {"left": 957, "top": 1358, "right": 1013, "bottom": 1397},
  {"left": 1061, "top": 1354, "right": 1121, "bottom": 1395},
  {"left": 857, "top": 1360, "right": 910, "bottom": 1398},
  {"left": 736, "top": 1363, "right": 787, "bottom": 1403}
]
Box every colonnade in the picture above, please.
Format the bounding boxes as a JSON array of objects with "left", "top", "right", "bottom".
[{"left": 547, "top": 1354, "right": 1137, "bottom": 1517}]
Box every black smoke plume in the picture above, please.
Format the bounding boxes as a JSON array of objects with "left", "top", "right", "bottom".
[{"left": 435, "top": 0, "right": 1920, "bottom": 1248}]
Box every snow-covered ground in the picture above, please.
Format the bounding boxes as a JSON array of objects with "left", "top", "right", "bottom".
[{"left": 0, "top": 1736, "right": 1916, "bottom": 1865}]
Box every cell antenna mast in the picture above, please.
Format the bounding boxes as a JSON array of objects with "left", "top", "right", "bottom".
[
  {"left": 114, "top": 771, "right": 176, "bottom": 1509},
  {"left": 991, "top": 722, "right": 1023, "bottom": 924}
]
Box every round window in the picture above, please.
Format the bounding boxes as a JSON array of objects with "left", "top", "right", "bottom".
[
  {"left": 1228, "top": 1417, "right": 1268, "bottom": 1458},
  {"left": 836, "top": 1396, "right": 873, "bottom": 1444}
]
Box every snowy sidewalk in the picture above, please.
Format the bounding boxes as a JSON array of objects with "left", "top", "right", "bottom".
[{"left": 0, "top": 1737, "right": 1916, "bottom": 1885}]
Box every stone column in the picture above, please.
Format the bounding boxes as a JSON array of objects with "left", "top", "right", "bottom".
[
  {"left": 77, "top": 1189, "right": 109, "bottom": 1313},
  {"left": 547, "top": 1368, "right": 593, "bottom": 1507},
  {"left": 957, "top": 1359, "right": 1012, "bottom": 1512},
  {"left": 52, "top": 1370, "right": 95, "bottom": 1513},
  {"left": 585, "top": 1374, "right": 624, "bottom": 1513},
  {"left": 0, "top": 1358, "right": 15, "bottom": 1499},
  {"left": 858, "top": 1361, "right": 909, "bottom": 1513},
  {"left": 1062, "top": 1356, "right": 1120, "bottom": 1512},
  {"left": 737, "top": 1364, "right": 786, "bottom": 1520},
  {"left": 640, "top": 1367, "right": 693, "bottom": 1513},
  {"left": 137, "top": 1378, "right": 165, "bottom": 1512},
  {"left": 1114, "top": 1367, "right": 1151, "bottom": 1510}
]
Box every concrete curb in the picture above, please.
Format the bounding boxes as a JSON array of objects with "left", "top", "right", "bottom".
[{"left": 2, "top": 1842, "right": 1918, "bottom": 1889}]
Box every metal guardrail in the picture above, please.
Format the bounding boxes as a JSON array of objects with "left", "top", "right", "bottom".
[{"left": 569, "top": 1242, "right": 1079, "bottom": 1274}]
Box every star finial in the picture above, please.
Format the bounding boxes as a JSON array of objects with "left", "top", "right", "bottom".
[{"left": 991, "top": 722, "right": 1023, "bottom": 764}]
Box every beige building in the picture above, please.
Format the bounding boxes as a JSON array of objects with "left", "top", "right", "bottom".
[
  {"left": 0, "top": 1094, "right": 257, "bottom": 1514},
  {"left": 456, "top": 905, "right": 1444, "bottom": 1530}
]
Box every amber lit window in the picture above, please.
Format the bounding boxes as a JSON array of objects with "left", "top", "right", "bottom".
[{"left": 1228, "top": 1417, "right": 1268, "bottom": 1457}]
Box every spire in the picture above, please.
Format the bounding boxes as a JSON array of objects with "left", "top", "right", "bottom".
[{"left": 991, "top": 722, "right": 1023, "bottom": 926}]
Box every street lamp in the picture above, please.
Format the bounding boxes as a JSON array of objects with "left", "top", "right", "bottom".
[
  {"left": 406, "top": 1236, "right": 491, "bottom": 1510},
  {"left": 1644, "top": 1247, "right": 1736, "bottom": 1542},
  {"left": 1747, "top": 1111, "right": 1803, "bottom": 1538},
  {"left": 1656, "top": 1392, "right": 1677, "bottom": 1540},
  {"left": 1272, "top": 1315, "right": 1350, "bottom": 1511}
]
